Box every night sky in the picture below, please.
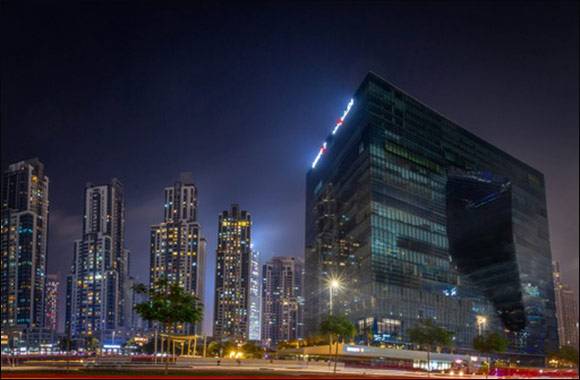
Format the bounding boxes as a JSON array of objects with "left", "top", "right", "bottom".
[{"left": 2, "top": 1, "right": 578, "bottom": 334}]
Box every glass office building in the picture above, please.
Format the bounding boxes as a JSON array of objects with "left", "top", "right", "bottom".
[{"left": 305, "top": 72, "right": 558, "bottom": 355}]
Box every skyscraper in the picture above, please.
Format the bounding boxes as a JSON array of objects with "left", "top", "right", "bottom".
[
  {"left": 66, "top": 179, "right": 128, "bottom": 340},
  {"left": 305, "top": 72, "right": 558, "bottom": 356},
  {"left": 249, "top": 249, "right": 261, "bottom": 341},
  {"left": 44, "top": 274, "right": 59, "bottom": 331},
  {"left": 1, "top": 158, "right": 49, "bottom": 330},
  {"left": 214, "top": 204, "right": 252, "bottom": 343},
  {"left": 149, "top": 173, "right": 206, "bottom": 335},
  {"left": 553, "top": 262, "right": 579, "bottom": 350},
  {"left": 262, "top": 256, "right": 304, "bottom": 346}
]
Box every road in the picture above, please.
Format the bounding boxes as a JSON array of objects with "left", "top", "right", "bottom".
[
  {"left": 0, "top": 363, "right": 483, "bottom": 379},
  {"left": 2, "top": 361, "right": 577, "bottom": 379}
]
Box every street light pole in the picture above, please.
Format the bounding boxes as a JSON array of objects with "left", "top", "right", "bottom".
[
  {"left": 329, "top": 280, "right": 339, "bottom": 317},
  {"left": 328, "top": 280, "right": 339, "bottom": 368},
  {"left": 330, "top": 285, "right": 333, "bottom": 317},
  {"left": 477, "top": 316, "right": 487, "bottom": 336}
]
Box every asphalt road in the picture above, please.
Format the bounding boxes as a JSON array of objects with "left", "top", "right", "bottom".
[{"left": 0, "top": 365, "right": 476, "bottom": 379}]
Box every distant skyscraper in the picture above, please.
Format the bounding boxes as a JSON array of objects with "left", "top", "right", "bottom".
[
  {"left": 249, "top": 249, "right": 261, "bottom": 341},
  {"left": 1, "top": 158, "right": 49, "bottom": 330},
  {"left": 261, "top": 256, "right": 304, "bottom": 346},
  {"left": 305, "top": 72, "right": 558, "bottom": 355},
  {"left": 214, "top": 204, "right": 252, "bottom": 343},
  {"left": 149, "top": 173, "right": 206, "bottom": 335},
  {"left": 44, "top": 274, "right": 59, "bottom": 331},
  {"left": 66, "top": 179, "right": 128, "bottom": 339},
  {"left": 124, "top": 276, "right": 147, "bottom": 331},
  {"left": 553, "top": 262, "right": 579, "bottom": 349}
]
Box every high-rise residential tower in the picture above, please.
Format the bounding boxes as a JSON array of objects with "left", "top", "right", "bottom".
[
  {"left": 1, "top": 158, "right": 49, "bottom": 330},
  {"left": 44, "top": 274, "right": 59, "bottom": 331},
  {"left": 553, "top": 262, "right": 579, "bottom": 350},
  {"left": 66, "top": 179, "right": 128, "bottom": 340},
  {"left": 305, "top": 72, "right": 558, "bottom": 356},
  {"left": 149, "top": 173, "right": 206, "bottom": 335},
  {"left": 214, "top": 204, "right": 252, "bottom": 343},
  {"left": 261, "top": 256, "right": 304, "bottom": 346}
]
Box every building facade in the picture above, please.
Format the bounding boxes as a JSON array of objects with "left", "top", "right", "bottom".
[
  {"left": 44, "top": 274, "right": 59, "bottom": 331},
  {"left": 149, "top": 173, "right": 206, "bottom": 335},
  {"left": 213, "top": 204, "right": 252, "bottom": 343},
  {"left": 65, "top": 179, "right": 128, "bottom": 340},
  {"left": 261, "top": 256, "right": 304, "bottom": 346},
  {"left": 1, "top": 159, "right": 49, "bottom": 330},
  {"left": 553, "top": 261, "right": 579, "bottom": 350},
  {"left": 305, "top": 72, "right": 558, "bottom": 355},
  {"left": 249, "top": 249, "right": 261, "bottom": 341}
]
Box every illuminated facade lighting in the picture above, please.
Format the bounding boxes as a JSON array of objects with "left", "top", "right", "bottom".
[
  {"left": 311, "top": 98, "right": 355, "bottom": 169},
  {"left": 312, "top": 143, "right": 326, "bottom": 169},
  {"left": 332, "top": 98, "right": 354, "bottom": 135}
]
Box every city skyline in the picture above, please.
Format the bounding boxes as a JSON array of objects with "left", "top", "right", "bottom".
[{"left": 2, "top": 2, "right": 578, "bottom": 339}]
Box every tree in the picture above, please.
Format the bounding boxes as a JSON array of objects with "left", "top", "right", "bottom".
[
  {"left": 364, "top": 325, "right": 374, "bottom": 347},
  {"left": 407, "top": 319, "right": 454, "bottom": 378},
  {"left": 58, "top": 337, "right": 78, "bottom": 353},
  {"left": 242, "top": 343, "right": 264, "bottom": 359},
  {"left": 472, "top": 332, "right": 510, "bottom": 379},
  {"left": 302, "top": 335, "right": 329, "bottom": 347},
  {"left": 84, "top": 336, "right": 100, "bottom": 354},
  {"left": 320, "top": 314, "right": 357, "bottom": 374},
  {"left": 549, "top": 346, "right": 579, "bottom": 368},
  {"left": 276, "top": 340, "right": 301, "bottom": 351},
  {"left": 207, "top": 340, "right": 236, "bottom": 358},
  {"left": 133, "top": 278, "right": 204, "bottom": 374}
]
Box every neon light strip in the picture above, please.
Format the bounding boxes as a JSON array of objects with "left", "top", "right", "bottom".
[
  {"left": 312, "top": 142, "right": 327, "bottom": 169},
  {"left": 311, "top": 99, "right": 354, "bottom": 169},
  {"left": 332, "top": 98, "right": 354, "bottom": 135}
]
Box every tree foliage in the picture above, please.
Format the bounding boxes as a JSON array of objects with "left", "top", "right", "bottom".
[
  {"left": 406, "top": 319, "right": 454, "bottom": 377},
  {"left": 320, "top": 314, "right": 357, "bottom": 374},
  {"left": 406, "top": 319, "right": 454, "bottom": 350},
  {"left": 277, "top": 340, "right": 299, "bottom": 350},
  {"left": 242, "top": 343, "right": 264, "bottom": 359},
  {"left": 207, "top": 340, "right": 236, "bottom": 358},
  {"left": 302, "top": 335, "right": 329, "bottom": 347},
  {"left": 549, "top": 346, "right": 580, "bottom": 367},
  {"left": 133, "top": 278, "right": 203, "bottom": 331},
  {"left": 84, "top": 336, "right": 100, "bottom": 353},
  {"left": 58, "top": 337, "right": 78, "bottom": 352},
  {"left": 320, "top": 314, "right": 357, "bottom": 343},
  {"left": 472, "top": 332, "right": 510, "bottom": 356}
]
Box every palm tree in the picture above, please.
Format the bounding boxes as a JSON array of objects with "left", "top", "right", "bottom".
[
  {"left": 133, "top": 278, "right": 204, "bottom": 374},
  {"left": 320, "top": 314, "right": 357, "bottom": 374},
  {"left": 407, "top": 319, "right": 454, "bottom": 379}
]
